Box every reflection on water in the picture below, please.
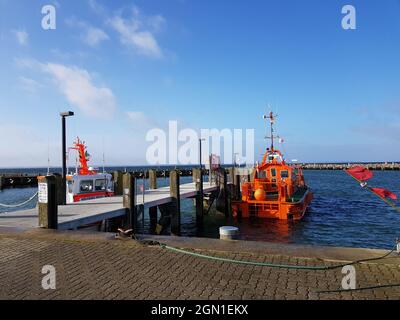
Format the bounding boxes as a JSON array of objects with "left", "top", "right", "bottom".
[{"left": 1, "top": 170, "right": 400, "bottom": 249}]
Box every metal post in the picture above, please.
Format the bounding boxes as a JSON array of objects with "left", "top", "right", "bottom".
[
  {"left": 60, "top": 111, "right": 73, "bottom": 205},
  {"left": 61, "top": 116, "right": 66, "bottom": 205}
]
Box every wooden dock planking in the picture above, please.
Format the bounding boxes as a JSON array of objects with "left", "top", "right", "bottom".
[{"left": 0, "top": 181, "right": 217, "bottom": 230}]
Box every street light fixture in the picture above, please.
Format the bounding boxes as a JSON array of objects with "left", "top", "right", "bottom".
[{"left": 60, "top": 111, "right": 74, "bottom": 205}]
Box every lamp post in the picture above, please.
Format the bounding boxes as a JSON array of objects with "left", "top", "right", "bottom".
[
  {"left": 60, "top": 111, "right": 74, "bottom": 205},
  {"left": 199, "top": 138, "right": 205, "bottom": 186}
]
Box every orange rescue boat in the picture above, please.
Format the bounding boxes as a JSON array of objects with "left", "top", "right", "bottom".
[{"left": 231, "top": 112, "right": 313, "bottom": 220}]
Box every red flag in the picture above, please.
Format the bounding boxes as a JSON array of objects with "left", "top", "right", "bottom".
[
  {"left": 370, "top": 187, "right": 398, "bottom": 200},
  {"left": 345, "top": 166, "right": 374, "bottom": 181}
]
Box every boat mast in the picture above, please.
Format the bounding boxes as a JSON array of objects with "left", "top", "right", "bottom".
[
  {"left": 264, "top": 111, "right": 276, "bottom": 151},
  {"left": 269, "top": 111, "right": 275, "bottom": 150}
]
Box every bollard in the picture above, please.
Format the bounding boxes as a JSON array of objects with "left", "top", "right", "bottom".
[
  {"left": 123, "top": 173, "right": 136, "bottom": 231},
  {"left": 170, "top": 170, "right": 181, "bottom": 236},
  {"left": 219, "top": 226, "right": 239, "bottom": 240},
  {"left": 38, "top": 175, "right": 58, "bottom": 229}
]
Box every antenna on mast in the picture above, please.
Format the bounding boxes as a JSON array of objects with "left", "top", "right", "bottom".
[
  {"left": 263, "top": 110, "right": 277, "bottom": 150},
  {"left": 102, "top": 137, "right": 105, "bottom": 173},
  {"left": 47, "top": 138, "right": 50, "bottom": 175}
]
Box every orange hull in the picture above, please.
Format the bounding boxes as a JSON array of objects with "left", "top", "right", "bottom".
[{"left": 232, "top": 190, "right": 313, "bottom": 220}]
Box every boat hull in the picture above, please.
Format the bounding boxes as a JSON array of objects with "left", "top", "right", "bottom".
[{"left": 232, "top": 189, "right": 313, "bottom": 220}]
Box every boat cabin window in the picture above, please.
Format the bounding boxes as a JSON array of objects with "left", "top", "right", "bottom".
[
  {"left": 258, "top": 170, "right": 266, "bottom": 179},
  {"left": 271, "top": 168, "right": 276, "bottom": 177},
  {"left": 80, "top": 180, "right": 93, "bottom": 192},
  {"left": 280, "top": 170, "right": 289, "bottom": 178},
  {"left": 95, "top": 179, "right": 107, "bottom": 191}
]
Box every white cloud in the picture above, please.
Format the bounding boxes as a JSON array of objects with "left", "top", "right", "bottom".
[
  {"left": 84, "top": 26, "right": 109, "bottom": 46},
  {"left": 15, "top": 58, "right": 117, "bottom": 118},
  {"left": 18, "top": 76, "right": 44, "bottom": 93},
  {"left": 14, "top": 29, "right": 28, "bottom": 46},
  {"left": 126, "top": 111, "right": 157, "bottom": 132},
  {"left": 0, "top": 123, "right": 54, "bottom": 168},
  {"left": 88, "top": 0, "right": 106, "bottom": 16},
  {"left": 108, "top": 7, "right": 164, "bottom": 58},
  {"left": 65, "top": 17, "right": 109, "bottom": 47},
  {"left": 44, "top": 63, "right": 116, "bottom": 118}
]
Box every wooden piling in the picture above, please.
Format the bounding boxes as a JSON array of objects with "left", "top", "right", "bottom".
[
  {"left": 38, "top": 175, "right": 58, "bottom": 229},
  {"left": 169, "top": 170, "right": 181, "bottom": 236},
  {"left": 148, "top": 169, "right": 158, "bottom": 233},
  {"left": 122, "top": 173, "right": 136, "bottom": 231},
  {"left": 148, "top": 169, "right": 157, "bottom": 189},
  {"left": 0, "top": 175, "right": 3, "bottom": 190},
  {"left": 193, "top": 168, "right": 204, "bottom": 226},
  {"left": 53, "top": 174, "right": 64, "bottom": 205},
  {"left": 223, "top": 170, "right": 229, "bottom": 218},
  {"left": 113, "top": 171, "right": 124, "bottom": 196},
  {"left": 235, "top": 174, "right": 241, "bottom": 200}
]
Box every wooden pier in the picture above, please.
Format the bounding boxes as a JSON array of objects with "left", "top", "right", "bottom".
[{"left": 0, "top": 173, "right": 219, "bottom": 233}]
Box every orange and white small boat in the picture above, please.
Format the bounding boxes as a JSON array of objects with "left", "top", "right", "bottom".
[
  {"left": 231, "top": 112, "right": 313, "bottom": 220},
  {"left": 66, "top": 137, "right": 114, "bottom": 203}
]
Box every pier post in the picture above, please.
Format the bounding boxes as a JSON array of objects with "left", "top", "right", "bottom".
[
  {"left": 229, "top": 167, "right": 241, "bottom": 200},
  {"left": 38, "top": 175, "right": 58, "bottom": 229},
  {"left": 223, "top": 170, "right": 229, "bottom": 218},
  {"left": 148, "top": 169, "right": 157, "bottom": 189},
  {"left": 169, "top": 170, "right": 181, "bottom": 236},
  {"left": 122, "top": 173, "right": 136, "bottom": 231},
  {"left": 113, "top": 171, "right": 123, "bottom": 196},
  {"left": 235, "top": 174, "right": 241, "bottom": 200},
  {"left": 53, "top": 173, "right": 64, "bottom": 205},
  {"left": 193, "top": 168, "right": 204, "bottom": 226},
  {"left": 148, "top": 169, "right": 158, "bottom": 233},
  {"left": 0, "top": 175, "right": 3, "bottom": 190}
]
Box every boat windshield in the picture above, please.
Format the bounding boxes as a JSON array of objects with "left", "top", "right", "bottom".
[{"left": 267, "top": 153, "right": 283, "bottom": 163}]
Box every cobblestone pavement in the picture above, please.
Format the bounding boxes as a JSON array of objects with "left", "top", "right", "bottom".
[{"left": 0, "top": 232, "right": 399, "bottom": 300}]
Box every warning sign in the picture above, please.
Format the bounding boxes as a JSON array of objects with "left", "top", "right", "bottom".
[{"left": 38, "top": 182, "right": 48, "bottom": 203}]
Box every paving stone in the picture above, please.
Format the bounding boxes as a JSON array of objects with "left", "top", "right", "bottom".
[{"left": 0, "top": 232, "right": 399, "bottom": 300}]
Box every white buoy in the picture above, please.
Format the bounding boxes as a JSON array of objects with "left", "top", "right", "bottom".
[{"left": 219, "top": 226, "right": 239, "bottom": 240}]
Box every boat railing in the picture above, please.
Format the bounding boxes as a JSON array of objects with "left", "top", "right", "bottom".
[{"left": 241, "top": 180, "right": 289, "bottom": 202}]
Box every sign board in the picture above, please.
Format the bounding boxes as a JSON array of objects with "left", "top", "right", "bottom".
[
  {"left": 206, "top": 154, "right": 221, "bottom": 170},
  {"left": 38, "top": 182, "right": 48, "bottom": 204}
]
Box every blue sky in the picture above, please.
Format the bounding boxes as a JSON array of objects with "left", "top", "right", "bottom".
[{"left": 0, "top": 0, "right": 399, "bottom": 167}]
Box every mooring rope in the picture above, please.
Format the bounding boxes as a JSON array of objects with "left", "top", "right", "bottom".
[{"left": 0, "top": 191, "right": 38, "bottom": 208}]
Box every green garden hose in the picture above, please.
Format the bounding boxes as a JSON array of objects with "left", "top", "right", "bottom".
[{"left": 161, "top": 244, "right": 396, "bottom": 271}]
